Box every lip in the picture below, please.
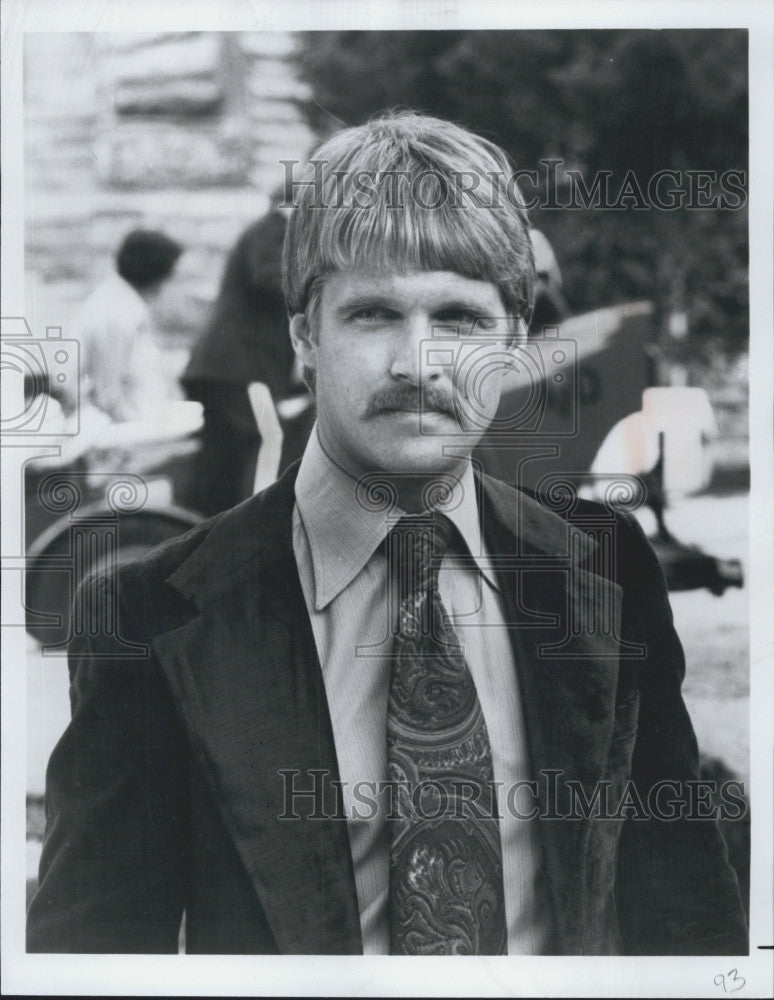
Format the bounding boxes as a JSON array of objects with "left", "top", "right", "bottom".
[{"left": 383, "top": 406, "right": 451, "bottom": 416}]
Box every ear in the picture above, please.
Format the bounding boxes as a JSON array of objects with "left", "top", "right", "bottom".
[{"left": 289, "top": 312, "right": 318, "bottom": 372}]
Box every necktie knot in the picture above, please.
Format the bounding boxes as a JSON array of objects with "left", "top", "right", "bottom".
[{"left": 387, "top": 511, "right": 454, "bottom": 599}]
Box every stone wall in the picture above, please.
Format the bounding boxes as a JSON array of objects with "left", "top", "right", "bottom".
[{"left": 24, "top": 32, "right": 316, "bottom": 356}]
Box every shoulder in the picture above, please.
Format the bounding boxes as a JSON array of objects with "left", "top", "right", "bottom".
[
  {"left": 80, "top": 468, "right": 299, "bottom": 639},
  {"left": 480, "top": 470, "right": 659, "bottom": 582},
  {"left": 74, "top": 278, "right": 147, "bottom": 341},
  {"left": 73, "top": 510, "right": 228, "bottom": 643},
  {"left": 75, "top": 496, "right": 248, "bottom": 634},
  {"left": 114, "top": 510, "right": 224, "bottom": 589}
]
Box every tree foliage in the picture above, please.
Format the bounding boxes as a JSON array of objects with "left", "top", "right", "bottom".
[{"left": 295, "top": 30, "right": 748, "bottom": 356}]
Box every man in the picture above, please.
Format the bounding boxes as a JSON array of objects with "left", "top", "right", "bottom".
[
  {"left": 73, "top": 229, "right": 183, "bottom": 422},
  {"left": 27, "top": 112, "right": 747, "bottom": 955}
]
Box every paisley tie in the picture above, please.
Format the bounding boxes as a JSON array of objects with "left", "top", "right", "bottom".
[{"left": 386, "top": 511, "right": 507, "bottom": 955}]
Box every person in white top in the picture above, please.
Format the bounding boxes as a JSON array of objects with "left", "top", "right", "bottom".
[{"left": 72, "top": 229, "right": 183, "bottom": 423}]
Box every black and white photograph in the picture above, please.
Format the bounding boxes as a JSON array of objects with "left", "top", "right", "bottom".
[{"left": 2, "top": 1, "right": 772, "bottom": 996}]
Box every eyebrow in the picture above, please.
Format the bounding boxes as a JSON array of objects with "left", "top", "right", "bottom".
[
  {"left": 336, "top": 294, "right": 502, "bottom": 319},
  {"left": 334, "top": 293, "right": 396, "bottom": 316}
]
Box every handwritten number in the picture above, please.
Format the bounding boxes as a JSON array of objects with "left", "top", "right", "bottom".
[{"left": 715, "top": 969, "right": 746, "bottom": 993}]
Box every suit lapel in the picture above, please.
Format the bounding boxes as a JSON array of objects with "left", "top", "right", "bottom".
[
  {"left": 152, "top": 465, "right": 362, "bottom": 954},
  {"left": 479, "top": 473, "right": 624, "bottom": 951}
]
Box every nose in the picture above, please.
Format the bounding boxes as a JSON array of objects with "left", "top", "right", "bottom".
[{"left": 389, "top": 313, "right": 443, "bottom": 385}]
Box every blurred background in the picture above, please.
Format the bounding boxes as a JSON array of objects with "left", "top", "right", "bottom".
[
  {"left": 24, "top": 30, "right": 749, "bottom": 414},
  {"left": 21, "top": 29, "right": 749, "bottom": 908}
]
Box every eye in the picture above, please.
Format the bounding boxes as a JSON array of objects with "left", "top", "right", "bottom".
[
  {"left": 349, "top": 306, "right": 396, "bottom": 322},
  {"left": 434, "top": 309, "right": 496, "bottom": 335}
]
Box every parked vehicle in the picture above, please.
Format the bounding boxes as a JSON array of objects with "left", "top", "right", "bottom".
[{"left": 473, "top": 301, "right": 743, "bottom": 596}]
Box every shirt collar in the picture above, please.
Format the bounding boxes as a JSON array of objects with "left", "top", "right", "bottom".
[{"left": 294, "top": 425, "right": 498, "bottom": 610}]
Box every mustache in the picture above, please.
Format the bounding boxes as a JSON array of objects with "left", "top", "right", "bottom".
[{"left": 364, "top": 384, "right": 458, "bottom": 419}]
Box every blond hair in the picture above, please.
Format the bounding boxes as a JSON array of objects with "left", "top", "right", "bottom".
[{"left": 282, "top": 111, "right": 535, "bottom": 325}]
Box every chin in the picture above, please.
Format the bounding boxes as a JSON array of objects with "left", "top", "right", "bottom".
[{"left": 366, "top": 440, "right": 473, "bottom": 478}]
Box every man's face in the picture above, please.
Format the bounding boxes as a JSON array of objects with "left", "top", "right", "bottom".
[{"left": 292, "top": 269, "right": 516, "bottom": 481}]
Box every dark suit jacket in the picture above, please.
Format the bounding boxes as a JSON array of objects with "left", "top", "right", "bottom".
[{"left": 27, "top": 463, "right": 747, "bottom": 954}]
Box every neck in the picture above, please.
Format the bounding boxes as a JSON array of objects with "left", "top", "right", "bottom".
[
  {"left": 387, "top": 470, "right": 468, "bottom": 514},
  {"left": 313, "top": 427, "right": 473, "bottom": 514}
]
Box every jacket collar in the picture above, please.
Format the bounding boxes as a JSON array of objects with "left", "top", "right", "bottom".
[
  {"left": 156, "top": 462, "right": 363, "bottom": 953},
  {"left": 477, "top": 466, "right": 624, "bottom": 952}
]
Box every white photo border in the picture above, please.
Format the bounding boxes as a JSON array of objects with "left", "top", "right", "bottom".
[{"left": 2, "top": 1, "right": 772, "bottom": 996}]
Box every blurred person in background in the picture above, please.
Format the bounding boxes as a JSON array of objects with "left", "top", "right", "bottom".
[
  {"left": 528, "top": 228, "right": 567, "bottom": 333},
  {"left": 181, "top": 205, "right": 313, "bottom": 515},
  {"left": 73, "top": 229, "right": 183, "bottom": 424}
]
